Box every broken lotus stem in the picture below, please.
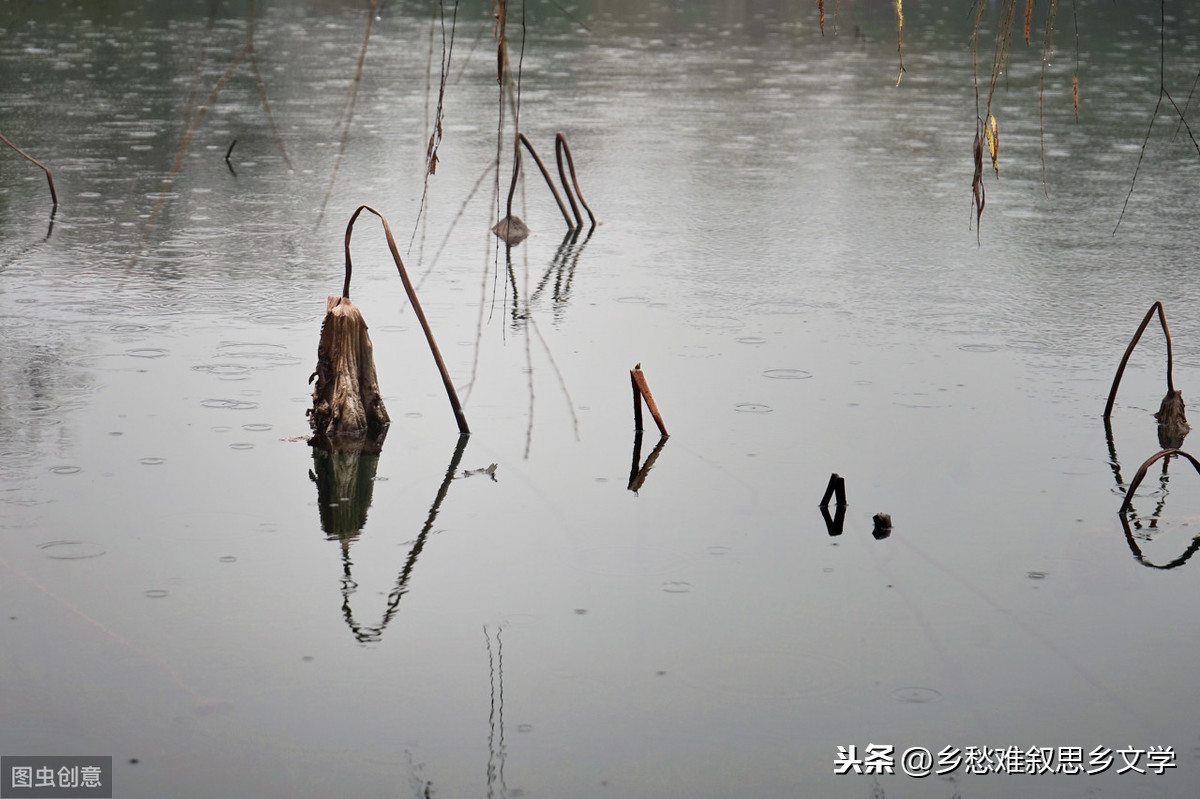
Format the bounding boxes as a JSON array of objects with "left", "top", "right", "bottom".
[{"left": 630, "top": 363, "right": 668, "bottom": 438}]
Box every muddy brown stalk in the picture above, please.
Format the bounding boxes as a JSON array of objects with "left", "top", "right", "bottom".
[{"left": 630, "top": 363, "right": 668, "bottom": 438}]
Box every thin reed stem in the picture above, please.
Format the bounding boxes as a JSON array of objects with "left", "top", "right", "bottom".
[{"left": 0, "top": 131, "right": 57, "bottom": 208}]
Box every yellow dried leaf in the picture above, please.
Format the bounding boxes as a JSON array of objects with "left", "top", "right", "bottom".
[{"left": 985, "top": 114, "right": 999, "bottom": 177}]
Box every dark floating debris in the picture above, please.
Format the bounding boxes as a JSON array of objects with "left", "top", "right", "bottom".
[{"left": 872, "top": 513, "right": 893, "bottom": 540}]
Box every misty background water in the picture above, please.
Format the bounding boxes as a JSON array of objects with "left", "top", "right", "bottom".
[{"left": 3, "top": 1, "right": 1200, "bottom": 797}]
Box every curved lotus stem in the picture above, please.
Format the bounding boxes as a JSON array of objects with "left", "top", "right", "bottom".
[
  {"left": 1104, "top": 302, "right": 1177, "bottom": 419},
  {"left": 343, "top": 205, "right": 469, "bottom": 435},
  {"left": 555, "top": 132, "right": 596, "bottom": 229}
]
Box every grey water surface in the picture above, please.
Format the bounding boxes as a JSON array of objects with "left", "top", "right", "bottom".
[{"left": 4, "top": 1, "right": 1200, "bottom": 797}]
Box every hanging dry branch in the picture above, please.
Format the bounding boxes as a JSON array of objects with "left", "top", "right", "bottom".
[{"left": 971, "top": 119, "right": 986, "bottom": 244}]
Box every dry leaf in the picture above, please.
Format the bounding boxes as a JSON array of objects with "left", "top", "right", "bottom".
[{"left": 985, "top": 113, "right": 999, "bottom": 177}]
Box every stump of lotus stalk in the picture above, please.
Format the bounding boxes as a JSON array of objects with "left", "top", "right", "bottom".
[
  {"left": 492, "top": 214, "right": 529, "bottom": 245},
  {"left": 1155, "top": 389, "right": 1190, "bottom": 449},
  {"left": 307, "top": 295, "right": 390, "bottom": 452}
]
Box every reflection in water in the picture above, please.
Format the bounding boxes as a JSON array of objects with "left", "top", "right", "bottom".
[
  {"left": 818, "top": 473, "right": 847, "bottom": 536},
  {"left": 1119, "top": 512, "right": 1200, "bottom": 571},
  {"left": 311, "top": 434, "right": 469, "bottom": 643},
  {"left": 529, "top": 227, "right": 593, "bottom": 323},
  {"left": 1113, "top": 445, "right": 1200, "bottom": 570},
  {"left": 484, "top": 624, "right": 508, "bottom": 799},
  {"left": 628, "top": 429, "right": 668, "bottom": 493},
  {"left": 502, "top": 241, "right": 585, "bottom": 457},
  {"left": 819, "top": 503, "right": 846, "bottom": 537},
  {"left": 309, "top": 440, "right": 387, "bottom": 539}
]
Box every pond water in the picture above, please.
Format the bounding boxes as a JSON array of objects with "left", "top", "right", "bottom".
[{"left": 4, "top": 1, "right": 1200, "bottom": 797}]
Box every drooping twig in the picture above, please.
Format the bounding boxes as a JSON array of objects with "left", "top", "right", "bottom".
[
  {"left": 1115, "top": 0, "right": 1200, "bottom": 236},
  {"left": 411, "top": 0, "right": 459, "bottom": 253},
  {"left": 971, "top": 118, "right": 986, "bottom": 244},
  {"left": 0, "top": 131, "right": 58, "bottom": 208},
  {"left": 344, "top": 205, "right": 470, "bottom": 435},
  {"left": 1036, "top": 0, "right": 1059, "bottom": 197}
]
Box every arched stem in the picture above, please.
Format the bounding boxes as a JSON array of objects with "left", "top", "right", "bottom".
[
  {"left": 518, "top": 133, "right": 573, "bottom": 228},
  {"left": 555, "top": 132, "right": 596, "bottom": 229},
  {"left": 1104, "top": 301, "right": 1175, "bottom": 419}
]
